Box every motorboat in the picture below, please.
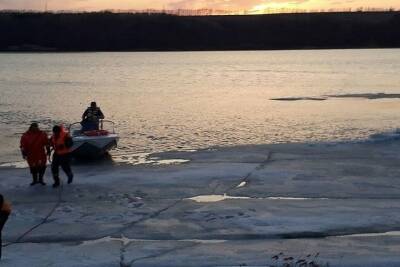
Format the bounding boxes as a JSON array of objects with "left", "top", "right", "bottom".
[{"left": 68, "top": 120, "right": 119, "bottom": 158}]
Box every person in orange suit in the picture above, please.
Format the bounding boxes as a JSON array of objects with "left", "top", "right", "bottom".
[
  {"left": 0, "top": 194, "right": 11, "bottom": 260},
  {"left": 20, "top": 123, "right": 50, "bottom": 186},
  {"left": 50, "top": 125, "right": 74, "bottom": 188}
]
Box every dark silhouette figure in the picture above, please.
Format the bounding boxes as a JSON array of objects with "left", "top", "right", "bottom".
[
  {"left": 81, "top": 102, "right": 105, "bottom": 131},
  {"left": 20, "top": 123, "right": 50, "bottom": 186},
  {"left": 0, "top": 194, "right": 11, "bottom": 260},
  {"left": 50, "top": 125, "right": 74, "bottom": 188}
]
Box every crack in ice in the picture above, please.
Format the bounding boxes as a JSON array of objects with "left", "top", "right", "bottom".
[{"left": 127, "top": 243, "right": 200, "bottom": 266}]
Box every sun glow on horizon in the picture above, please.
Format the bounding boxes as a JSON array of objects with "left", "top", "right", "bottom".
[
  {"left": 249, "top": 2, "right": 299, "bottom": 14},
  {"left": 0, "top": 0, "right": 399, "bottom": 13}
]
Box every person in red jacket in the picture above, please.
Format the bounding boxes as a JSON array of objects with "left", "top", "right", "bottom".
[
  {"left": 0, "top": 194, "right": 11, "bottom": 260},
  {"left": 20, "top": 123, "right": 50, "bottom": 186},
  {"left": 50, "top": 125, "right": 74, "bottom": 188}
]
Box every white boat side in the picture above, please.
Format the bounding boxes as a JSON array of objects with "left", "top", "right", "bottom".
[
  {"left": 71, "top": 134, "right": 119, "bottom": 151},
  {"left": 68, "top": 120, "right": 119, "bottom": 157}
]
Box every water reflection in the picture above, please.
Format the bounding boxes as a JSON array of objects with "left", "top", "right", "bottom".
[{"left": 1, "top": 50, "right": 400, "bottom": 164}]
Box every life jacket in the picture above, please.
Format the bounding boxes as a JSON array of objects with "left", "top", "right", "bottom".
[
  {"left": 85, "top": 107, "right": 101, "bottom": 122},
  {"left": 51, "top": 127, "right": 71, "bottom": 155}
]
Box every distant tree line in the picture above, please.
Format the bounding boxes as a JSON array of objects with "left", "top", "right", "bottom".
[
  {"left": 1, "top": 7, "right": 398, "bottom": 16},
  {"left": 0, "top": 11, "right": 399, "bottom": 51}
]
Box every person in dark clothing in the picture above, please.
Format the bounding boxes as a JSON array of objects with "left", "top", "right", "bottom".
[
  {"left": 0, "top": 194, "right": 11, "bottom": 260},
  {"left": 81, "top": 102, "right": 105, "bottom": 131},
  {"left": 50, "top": 125, "right": 74, "bottom": 188},
  {"left": 20, "top": 123, "right": 50, "bottom": 186}
]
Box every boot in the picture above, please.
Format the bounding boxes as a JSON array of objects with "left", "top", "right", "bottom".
[
  {"left": 30, "top": 172, "right": 38, "bottom": 186},
  {"left": 38, "top": 167, "right": 46, "bottom": 185},
  {"left": 52, "top": 177, "right": 60, "bottom": 188},
  {"left": 67, "top": 173, "right": 74, "bottom": 184}
]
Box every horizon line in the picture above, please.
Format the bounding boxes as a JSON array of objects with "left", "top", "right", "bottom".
[{"left": 0, "top": 7, "right": 398, "bottom": 16}]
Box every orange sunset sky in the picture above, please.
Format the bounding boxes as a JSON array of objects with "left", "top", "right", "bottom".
[{"left": 0, "top": 0, "right": 399, "bottom": 12}]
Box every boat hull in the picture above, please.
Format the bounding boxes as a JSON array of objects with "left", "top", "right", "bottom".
[{"left": 71, "top": 134, "right": 119, "bottom": 158}]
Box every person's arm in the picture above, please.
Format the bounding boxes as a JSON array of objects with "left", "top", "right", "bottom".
[
  {"left": 20, "top": 134, "right": 27, "bottom": 159},
  {"left": 46, "top": 144, "right": 51, "bottom": 156},
  {"left": 98, "top": 108, "right": 105, "bottom": 120},
  {"left": 82, "top": 109, "right": 88, "bottom": 121},
  {"left": 43, "top": 132, "right": 51, "bottom": 156},
  {"left": 64, "top": 133, "right": 74, "bottom": 150},
  {"left": 49, "top": 136, "right": 55, "bottom": 151}
]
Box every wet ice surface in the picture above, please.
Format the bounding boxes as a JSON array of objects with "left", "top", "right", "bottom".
[
  {"left": 270, "top": 97, "right": 328, "bottom": 101},
  {"left": 187, "top": 194, "right": 250, "bottom": 202},
  {"left": 0, "top": 153, "right": 190, "bottom": 170},
  {"left": 271, "top": 93, "right": 400, "bottom": 101},
  {"left": 3, "top": 140, "right": 400, "bottom": 266},
  {"left": 100, "top": 152, "right": 192, "bottom": 166},
  {"left": 0, "top": 161, "right": 28, "bottom": 169}
]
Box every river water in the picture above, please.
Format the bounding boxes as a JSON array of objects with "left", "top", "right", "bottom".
[{"left": 1, "top": 49, "right": 400, "bottom": 165}]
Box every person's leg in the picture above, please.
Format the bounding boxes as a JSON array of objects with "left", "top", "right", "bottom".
[
  {"left": 0, "top": 213, "right": 10, "bottom": 260},
  {"left": 51, "top": 155, "right": 61, "bottom": 188},
  {"left": 60, "top": 155, "right": 74, "bottom": 184},
  {"left": 29, "top": 166, "right": 38, "bottom": 186},
  {"left": 38, "top": 165, "right": 47, "bottom": 185}
]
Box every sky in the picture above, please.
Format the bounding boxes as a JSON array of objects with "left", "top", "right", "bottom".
[{"left": 0, "top": 0, "right": 399, "bottom": 12}]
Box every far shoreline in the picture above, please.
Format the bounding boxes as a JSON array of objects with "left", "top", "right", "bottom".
[{"left": 1, "top": 11, "right": 399, "bottom": 52}]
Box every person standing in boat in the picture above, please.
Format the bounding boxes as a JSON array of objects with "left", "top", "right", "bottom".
[
  {"left": 81, "top": 102, "right": 105, "bottom": 131},
  {"left": 0, "top": 194, "right": 11, "bottom": 260},
  {"left": 20, "top": 123, "right": 50, "bottom": 186},
  {"left": 50, "top": 125, "right": 74, "bottom": 188}
]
